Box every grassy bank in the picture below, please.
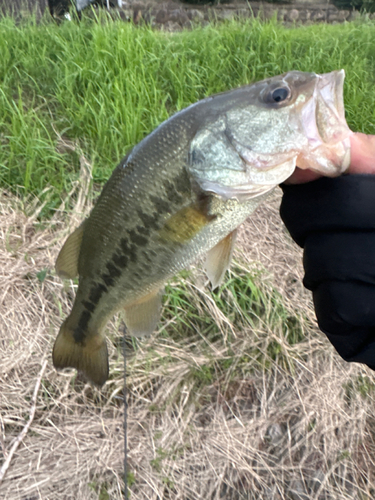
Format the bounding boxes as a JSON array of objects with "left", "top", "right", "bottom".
[
  {"left": 0, "top": 14, "right": 374, "bottom": 214},
  {"left": 1, "top": 12, "right": 375, "bottom": 500}
]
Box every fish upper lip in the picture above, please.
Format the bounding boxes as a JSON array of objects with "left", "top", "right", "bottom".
[
  {"left": 296, "top": 70, "right": 352, "bottom": 176},
  {"left": 317, "top": 70, "right": 346, "bottom": 122},
  {"left": 314, "top": 69, "right": 350, "bottom": 145}
]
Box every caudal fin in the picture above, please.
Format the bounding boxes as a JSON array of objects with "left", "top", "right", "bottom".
[{"left": 53, "top": 320, "right": 109, "bottom": 386}]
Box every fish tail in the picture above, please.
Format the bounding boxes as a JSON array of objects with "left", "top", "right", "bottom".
[{"left": 52, "top": 319, "right": 109, "bottom": 386}]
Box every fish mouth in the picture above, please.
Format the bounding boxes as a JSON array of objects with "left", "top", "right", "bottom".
[
  {"left": 298, "top": 70, "right": 352, "bottom": 175},
  {"left": 316, "top": 70, "right": 348, "bottom": 144}
]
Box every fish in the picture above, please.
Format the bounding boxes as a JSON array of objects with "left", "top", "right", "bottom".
[{"left": 53, "top": 70, "right": 352, "bottom": 386}]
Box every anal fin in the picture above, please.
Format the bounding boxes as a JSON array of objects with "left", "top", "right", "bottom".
[
  {"left": 55, "top": 221, "right": 86, "bottom": 279},
  {"left": 123, "top": 289, "right": 164, "bottom": 337},
  {"left": 205, "top": 229, "right": 237, "bottom": 289}
]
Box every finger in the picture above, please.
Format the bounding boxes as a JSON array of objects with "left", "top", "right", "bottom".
[
  {"left": 348, "top": 133, "right": 375, "bottom": 174},
  {"left": 284, "top": 167, "right": 322, "bottom": 185},
  {"left": 285, "top": 132, "right": 375, "bottom": 184}
]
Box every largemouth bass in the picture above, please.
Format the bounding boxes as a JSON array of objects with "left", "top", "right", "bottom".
[{"left": 53, "top": 70, "right": 352, "bottom": 385}]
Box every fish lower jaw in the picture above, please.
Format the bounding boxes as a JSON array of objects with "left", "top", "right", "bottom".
[{"left": 296, "top": 136, "right": 351, "bottom": 176}]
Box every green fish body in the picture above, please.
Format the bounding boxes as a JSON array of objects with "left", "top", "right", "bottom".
[{"left": 53, "top": 70, "right": 352, "bottom": 385}]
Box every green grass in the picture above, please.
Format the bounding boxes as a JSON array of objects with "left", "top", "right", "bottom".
[{"left": 0, "top": 13, "right": 374, "bottom": 215}]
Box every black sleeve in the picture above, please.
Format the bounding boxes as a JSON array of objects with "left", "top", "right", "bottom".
[{"left": 280, "top": 175, "right": 375, "bottom": 370}]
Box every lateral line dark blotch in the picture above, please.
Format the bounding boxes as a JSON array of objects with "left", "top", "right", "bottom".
[
  {"left": 136, "top": 209, "right": 160, "bottom": 230},
  {"left": 129, "top": 229, "right": 148, "bottom": 247},
  {"left": 150, "top": 195, "right": 170, "bottom": 214},
  {"left": 164, "top": 180, "right": 184, "bottom": 205},
  {"left": 119, "top": 238, "right": 137, "bottom": 263},
  {"left": 102, "top": 274, "right": 115, "bottom": 287},
  {"left": 73, "top": 310, "right": 92, "bottom": 343},
  {"left": 82, "top": 300, "right": 95, "bottom": 313},
  {"left": 88, "top": 283, "right": 108, "bottom": 305},
  {"left": 112, "top": 252, "right": 128, "bottom": 269},
  {"left": 106, "top": 261, "right": 122, "bottom": 279}
]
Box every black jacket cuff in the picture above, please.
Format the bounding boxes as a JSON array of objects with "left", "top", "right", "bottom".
[{"left": 280, "top": 175, "right": 375, "bottom": 248}]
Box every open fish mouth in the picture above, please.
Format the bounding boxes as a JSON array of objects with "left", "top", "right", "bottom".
[
  {"left": 316, "top": 70, "right": 349, "bottom": 144},
  {"left": 298, "top": 69, "right": 352, "bottom": 175}
]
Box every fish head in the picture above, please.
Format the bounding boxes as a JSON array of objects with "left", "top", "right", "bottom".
[{"left": 189, "top": 70, "right": 352, "bottom": 200}]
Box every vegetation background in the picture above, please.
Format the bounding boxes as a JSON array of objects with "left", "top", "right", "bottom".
[
  {"left": 0, "top": 6, "right": 375, "bottom": 499},
  {"left": 185, "top": 0, "right": 375, "bottom": 12},
  {"left": 331, "top": 0, "right": 375, "bottom": 13}
]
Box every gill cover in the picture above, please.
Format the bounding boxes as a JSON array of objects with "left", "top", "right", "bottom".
[{"left": 188, "top": 70, "right": 352, "bottom": 200}]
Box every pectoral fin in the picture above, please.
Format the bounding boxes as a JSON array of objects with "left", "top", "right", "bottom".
[
  {"left": 205, "top": 230, "right": 237, "bottom": 289},
  {"left": 55, "top": 221, "right": 86, "bottom": 279},
  {"left": 123, "top": 289, "right": 164, "bottom": 337},
  {"left": 159, "top": 198, "right": 215, "bottom": 244}
]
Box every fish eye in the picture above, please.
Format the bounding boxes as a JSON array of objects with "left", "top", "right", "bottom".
[
  {"left": 265, "top": 86, "right": 291, "bottom": 104},
  {"left": 271, "top": 87, "right": 289, "bottom": 102}
]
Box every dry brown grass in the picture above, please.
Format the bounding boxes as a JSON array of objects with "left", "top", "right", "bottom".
[
  {"left": 0, "top": 166, "right": 124, "bottom": 499},
  {"left": 1, "top": 183, "right": 375, "bottom": 500}
]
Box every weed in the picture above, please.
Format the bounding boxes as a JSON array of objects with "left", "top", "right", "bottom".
[{"left": 0, "top": 16, "right": 374, "bottom": 215}]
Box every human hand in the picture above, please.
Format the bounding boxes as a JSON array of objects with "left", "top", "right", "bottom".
[
  {"left": 280, "top": 131, "right": 375, "bottom": 372},
  {"left": 286, "top": 132, "right": 375, "bottom": 184}
]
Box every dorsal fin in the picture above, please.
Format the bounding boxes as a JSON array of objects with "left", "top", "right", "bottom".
[
  {"left": 55, "top": 221, "right": 86, "bottom": 279},
  {"left": 205, "top": 229, "right": 237, "bottom": 289}
]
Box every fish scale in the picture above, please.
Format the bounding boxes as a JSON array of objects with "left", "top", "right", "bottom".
[
  {"left": 63, "top": 113, "right": 200, "bottom": 353},
  {"left": 53, "top": 70, "right": 352, "bottom": 385}
]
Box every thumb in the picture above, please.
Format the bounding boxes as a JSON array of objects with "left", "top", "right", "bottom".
[
  {"left": 348, "top": 133, "right": 375, "bottom": 174},
  {"left": 285, "top": 132, "right": 375, "bottom": 185}
]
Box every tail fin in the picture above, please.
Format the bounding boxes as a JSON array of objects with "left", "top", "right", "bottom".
[{"left": 53, "top": 320, "right": 109, "bottom": 386}]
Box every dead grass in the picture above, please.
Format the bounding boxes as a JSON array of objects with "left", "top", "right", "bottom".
[
  {"left": 0, "top": 164, "right": 124, "bottom": 499},
  {"left": 1, "top": 183, "right": 375, "bottom": 500}
]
